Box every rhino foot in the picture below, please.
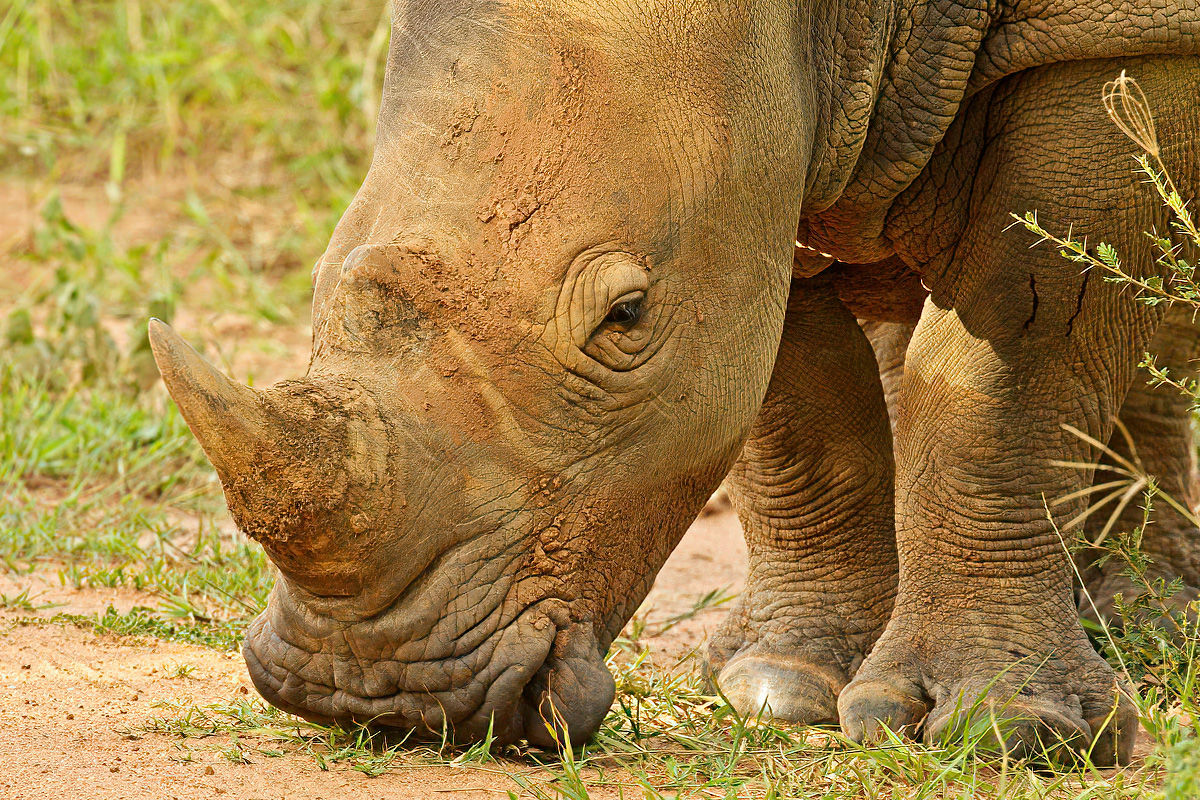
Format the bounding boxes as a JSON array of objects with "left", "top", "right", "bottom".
[
  {"left": 838, "top": 618, "right": 1138, "bottom": 766},
  {"left": 712, "top": 649, "right": 844, "bottom": 724},
  {"left": 700, "top": 276, "right": 897, "bottom": 725},
  {"left": 704, "top": 596, "right": 880, "bottom": 725}
]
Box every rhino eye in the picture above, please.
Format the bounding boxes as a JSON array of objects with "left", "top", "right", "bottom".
[{"left": 605, "top": 294, "right": 643, "bottom": 326}]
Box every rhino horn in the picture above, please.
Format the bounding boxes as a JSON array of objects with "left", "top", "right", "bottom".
[
  {"left": 148, "top": 318, "right": 270, "bottom": 480},
  {"left": 149, "top": 319, "right": 366, "bottom": 595}
]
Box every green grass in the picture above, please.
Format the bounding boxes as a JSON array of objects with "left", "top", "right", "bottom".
[
  {"left": 1, "top": 9, "right": 1199, "bottom": 800},
  {"left": 0, "top": 0, "right": 387, "bottom": 641},
  {"left": 1, "top": 281, "right": 274, "bottom": 632},
  {"left": 2, "top": 0, "right": 386, "bottom": 195},
  {"left": 13, "top": 604, "right": 248, "bottom": 650},
  {"left": 125, "top": 645, "right": 1180, "bottom": 799},
  {"left": 2, "top": 0, "right": 390, "bottom": 323},
  {"left": 15, "top": 315, "right": 1194, "bottom": 798}
]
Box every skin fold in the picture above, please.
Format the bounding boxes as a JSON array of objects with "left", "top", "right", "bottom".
[
  {"left": 149, "top": 0, "right": 1200, "bottom": 763},
  {"left": 836, "top": 59, "right": 1200, "bottom": 765}
]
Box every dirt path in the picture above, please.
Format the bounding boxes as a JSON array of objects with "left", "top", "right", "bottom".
[{"left": 0, "top": 507, "right": 747, "bottom": 799}]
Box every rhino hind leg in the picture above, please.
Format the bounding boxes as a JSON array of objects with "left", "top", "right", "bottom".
[
  {"left": 1079, "top": 305, "right": 1200, "bottom": 625},
  {"left": 859, "top": 313, "right": 1200, "bottom": 628},
  {"left": 705, "top": 277, "right": 898, "bottom": 724}
]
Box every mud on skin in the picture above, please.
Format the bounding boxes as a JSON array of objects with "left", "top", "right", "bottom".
[{"left": 151, "top": 0, "right": 1200, "bottom": 761}]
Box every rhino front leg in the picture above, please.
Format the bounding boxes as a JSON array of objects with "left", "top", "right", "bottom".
[
  {"left": 860, "top": 314, "right": 1200, "bottom": 626},
  {"left": 1080, "top": 304, "right": 1200, "bottom": 623},
  {"left": 839, "top": 56, "right": 1200, "bottom": 764},
  {"left": 706, "top": 277, "right": 898, "bottom": 724}
]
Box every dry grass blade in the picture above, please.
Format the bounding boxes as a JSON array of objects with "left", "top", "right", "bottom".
[
  {"left": 1055, "top": 418, "right": 1200, "bottom": 544},
  {"left": 1058, "top": 419, "right": 1200, "bottom": 537},
  {"left": 1091, "top": 479, "right": 1150, "bottom": 545},
  {"left": 1102, "top": 70, "right": 1160, "bottom": 158},
  {"left": 1053, "top": 479, "right": 1135, "bottom": 507},
  {"left": 6, "top": 7, "right": 1200, "bottom": 797},
  {"left": 1058, "top": 422, "right": 1143, "bottom": 477},
  {"left": 1062, "top": 480, "right": 1147, "bottom": 543},
  {"left": 1052, "top": 421, "right": 1154, "bottom": 541}
]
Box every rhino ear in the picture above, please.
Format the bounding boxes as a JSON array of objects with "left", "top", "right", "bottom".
[{"left": 148, "top": 319, "right": 273, "bottom": 479}]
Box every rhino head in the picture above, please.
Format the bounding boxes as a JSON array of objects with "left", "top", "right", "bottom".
[{"left": 152, "top": 0, "right": 809, "bottom": 745}]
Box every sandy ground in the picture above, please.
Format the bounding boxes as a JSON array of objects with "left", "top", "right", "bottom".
[
  {"left": 0, "top": 177, "right": 1165, "bottom": 797},
  {"left": 0, "top": 506, "right": 747, "bottom": 800}
]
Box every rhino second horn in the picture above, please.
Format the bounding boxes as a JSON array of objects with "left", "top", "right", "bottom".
[{"left": 147, "top": 318, "right": 271, "bottom": 480}]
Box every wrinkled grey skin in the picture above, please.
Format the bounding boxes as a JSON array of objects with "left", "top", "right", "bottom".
[
  {"left": 1075, "top": 308, "right": 1200, "bottom": 623},
  {"left": 150, "top": 0, "right": 1200, "bottom": 761}
]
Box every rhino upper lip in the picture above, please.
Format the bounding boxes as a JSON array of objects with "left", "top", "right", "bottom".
[{"left": 242, "top": 593, "right": 566, "bottom": 738}]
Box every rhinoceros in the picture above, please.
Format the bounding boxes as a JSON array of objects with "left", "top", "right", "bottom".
[{"left": 148, "top": 0, "right": 1200, "bottom": 764}]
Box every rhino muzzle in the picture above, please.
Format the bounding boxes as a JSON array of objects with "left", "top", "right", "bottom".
[
  {"left": 243, "top": 579, "right": 615, "bottom": 746},
  {"left": 150, "top": 318, "right": 617, "bottom": 744}
]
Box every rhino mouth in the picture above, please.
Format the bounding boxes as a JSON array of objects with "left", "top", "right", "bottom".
[{"left": 242, "top": 575, "right": 615, "bottom": 746}]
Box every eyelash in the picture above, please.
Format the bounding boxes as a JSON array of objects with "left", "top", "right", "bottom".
[{"left": 605, "top": 297, "right": 643, "bottom": 325}]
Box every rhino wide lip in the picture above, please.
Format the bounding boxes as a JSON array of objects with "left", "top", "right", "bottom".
[{"left": 241, "top": 579, "right": 574, "bottom": 741}]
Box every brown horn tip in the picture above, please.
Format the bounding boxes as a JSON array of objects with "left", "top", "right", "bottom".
[
  {"left": 149, "top": 320, "right": 369, "bottom": 595},
  {"left": 148, "top": 318, "right": 268, "bottom": 477}
]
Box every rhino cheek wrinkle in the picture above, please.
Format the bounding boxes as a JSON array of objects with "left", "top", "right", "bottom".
[{"left": 150, "top": 0, "right": 1199, "bottom": 761}]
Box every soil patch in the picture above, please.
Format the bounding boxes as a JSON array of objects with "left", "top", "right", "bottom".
[{"left": 0, "top": 507, "right": 747, "bottom": 799}]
